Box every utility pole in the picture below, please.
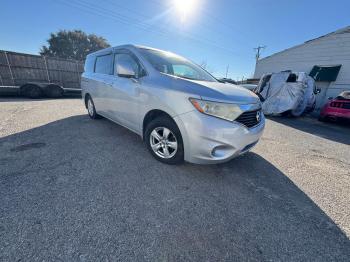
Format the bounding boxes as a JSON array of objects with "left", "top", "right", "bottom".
[
  {"left": 254, "top": 45, "right": 266, "bottom": 63},
  {"left": 225, "top": 64, "right": 229, "bottom": 78}
]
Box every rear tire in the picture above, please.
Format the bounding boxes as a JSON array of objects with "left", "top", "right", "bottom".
[
  {"left": 145, "top": 116, "right": 184, "bottom": 165},
  {"left": 86, "top": 95, "right": 101, "bottom": 119},
  {"left": 281, "top": 110, "right": 292, "bottom": 117},
  {"left": 318, "top": 115, "right": 328, "bottom": 122},
  {"left": 318, "top": 116, "right": 325, "bottom": 122},
  {"left": 44, "top": 84, "right": 63, "bottom": 98},
  {"left": 20, "top": 84, "right": 42, "bottom": 98}
]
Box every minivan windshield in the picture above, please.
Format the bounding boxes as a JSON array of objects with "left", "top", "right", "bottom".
[{"left": 139, "top": 48, "right": 217, "bottom": 82}]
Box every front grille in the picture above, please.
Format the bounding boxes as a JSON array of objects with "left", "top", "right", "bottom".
[{"left": 235, "top": 109, "right": 261, "bottom": 128}]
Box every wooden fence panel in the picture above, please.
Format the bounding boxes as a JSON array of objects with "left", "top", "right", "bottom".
[
  {"left": 0, "top": 52, "right": 8, "bottom": 65},
  {"left": 0, "top": 65, "right": 12, "bottom": 85},
  {"left": 11, "top": 67, "right": 48, "bottom": 82},
  {"left": 7, "top": 52, "right": 46, "bottom": 69}
]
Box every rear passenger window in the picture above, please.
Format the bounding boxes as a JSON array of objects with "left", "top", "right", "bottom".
[
  {"left": 95, "top": 54, "right": 112, "bottom": 74},
  {"left": 84, "top": 56, "right": 95, "bottom": 73}
]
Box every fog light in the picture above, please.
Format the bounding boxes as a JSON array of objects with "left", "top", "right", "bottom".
[{"left": 211, "top": 145, "right": 235, "bottom": 158}]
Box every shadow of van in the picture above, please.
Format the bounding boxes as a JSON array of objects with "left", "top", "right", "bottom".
[{"left": 0, "top": 115, "right": 349, "bottom": 261}]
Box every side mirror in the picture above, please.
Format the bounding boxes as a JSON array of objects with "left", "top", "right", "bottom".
[
  {"left": 116, "top": 60, "right": 137, "bottom": 78},
  {"left": 328, "top": 97, "right": 333, "bottom": 100}
]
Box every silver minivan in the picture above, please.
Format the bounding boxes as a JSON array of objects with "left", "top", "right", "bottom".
[{"left": 81, "top": 45, "right": 265, "bottom": 164}]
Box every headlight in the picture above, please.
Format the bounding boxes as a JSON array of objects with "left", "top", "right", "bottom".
[{"left": 189, "top": 98, "right": 243, "bottom": 121}]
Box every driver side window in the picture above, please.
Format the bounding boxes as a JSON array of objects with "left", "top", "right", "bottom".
[
  {"left": 114, "top": 53, "right": 140, "bottom": 78},
  {"left": 172, "top": 64, "right": 198, "bottom": 79}
]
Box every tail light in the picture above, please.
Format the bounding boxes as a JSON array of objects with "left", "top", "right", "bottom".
[{"left": 330, "top": 102, "right": 344, "bottom": 108}]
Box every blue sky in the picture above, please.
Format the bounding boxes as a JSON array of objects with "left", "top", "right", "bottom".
[{"left": 1, "top": 0, "right": 349, "bottom": 79}]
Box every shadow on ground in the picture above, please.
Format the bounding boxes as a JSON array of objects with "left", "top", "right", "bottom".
[
  {"left": 0, "top": 94, "right": 81, "bottom": 102},
  {"left": 268, "top": 115, "right": 350, "bottom": 145},
  {"left": 1, "top": 115, "right": 349, "bottom": 261}
]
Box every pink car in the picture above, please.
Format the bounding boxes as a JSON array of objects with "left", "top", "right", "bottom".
[{"left": 319, "top": 91, "right": 350, "bottom": 121}]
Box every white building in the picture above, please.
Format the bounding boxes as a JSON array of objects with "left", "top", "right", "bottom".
[{"left": 254, "top": 26, "right": 350, "bottom": 109}]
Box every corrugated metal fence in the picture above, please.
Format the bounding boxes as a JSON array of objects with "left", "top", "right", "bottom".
[{"left": 0, "top": 50, "right": 84, "bottom": 89}]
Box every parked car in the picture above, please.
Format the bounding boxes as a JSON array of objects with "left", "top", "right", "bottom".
[
  {"left": 240, "top": 84, "right": 257, "bottom": 92},
  {"left": 82, "top": 45, "right": 265, "bottom": 164},
  {"left": 218, "top": 78, "right": 237, "bottom": 85},
  {"left": 319, "top": 91, "right": 350, "bottom": 122}
]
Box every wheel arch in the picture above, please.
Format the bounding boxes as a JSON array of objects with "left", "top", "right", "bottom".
[
  {"left": 142, "top": 109, "right": 175, "bottom": 140},
  {"left": 84, "top": 93, "right": 91, "bottom": 108}
]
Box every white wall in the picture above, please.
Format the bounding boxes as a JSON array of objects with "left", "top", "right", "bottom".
[{"left": 254, "top": 32, "right": 350, "bottom": 108}]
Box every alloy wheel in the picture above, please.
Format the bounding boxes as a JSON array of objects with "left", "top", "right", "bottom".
[
  {"left": 149, "top": 127, "right": 178, "bottom": 159},
  {"left": 87, "top": 98, "right": 94, "bottom": 116}
]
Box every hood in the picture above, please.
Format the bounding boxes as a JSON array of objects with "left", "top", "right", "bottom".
[{"left": 187, "top": 79, "right": 260, "bottom": 104}]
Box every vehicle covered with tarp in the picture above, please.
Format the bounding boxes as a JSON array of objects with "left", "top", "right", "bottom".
[{"left": 255, "top": 71, "right": 318, "bottom": 116}]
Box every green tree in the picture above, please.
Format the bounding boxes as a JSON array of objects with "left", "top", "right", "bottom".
[{"left": 40, "top": 30, "right": 110, "bottom": 60}]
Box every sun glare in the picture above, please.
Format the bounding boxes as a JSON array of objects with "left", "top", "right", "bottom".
[{"left": 173, "top": 0, "right": 198, "bottom": 22}]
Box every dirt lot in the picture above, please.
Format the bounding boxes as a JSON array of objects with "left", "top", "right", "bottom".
[{"left": 0, "top": 98, "right": 349, "bottom": 261}]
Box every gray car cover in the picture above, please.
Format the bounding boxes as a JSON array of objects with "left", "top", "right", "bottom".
[{"left": 257, "top": 72, "right": 315, "bottom": 116}]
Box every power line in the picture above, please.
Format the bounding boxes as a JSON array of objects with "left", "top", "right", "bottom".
[
  {"left": 149, "top": 0, "right": 256, "bottom": 48},
  {"left": 54, "top": 0, "right": 245, "bottom": 57},
  {"left": 201, "top": 10, "right": 255, "bottom": 48},
  {"left": 103, "top": 0, "right": 249, "bottom": 49}
]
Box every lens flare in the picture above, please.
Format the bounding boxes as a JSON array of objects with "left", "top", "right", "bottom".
[{"left": 173, "top": 0, "right": 198, "bottom": 22}]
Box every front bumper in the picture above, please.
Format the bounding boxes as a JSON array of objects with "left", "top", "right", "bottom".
[{"left": 174, "top": 110, "right": 265, "bottom": 164}]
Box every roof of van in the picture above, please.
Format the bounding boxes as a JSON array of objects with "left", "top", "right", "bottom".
[{"left": 86, "top": 44, "right": 172, "bottom": 57}]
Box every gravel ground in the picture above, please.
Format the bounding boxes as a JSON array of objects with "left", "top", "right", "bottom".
[{"left": 0, "top": 98, "right": 349, "bottom": 261}]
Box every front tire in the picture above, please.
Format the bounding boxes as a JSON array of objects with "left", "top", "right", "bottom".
[
  {"left": 86, "top": 95, "right": 101, "bottom": 119},
  {"left": 318, "top": 115, "right": 328, "bottom": 122},
  {"left": 145, "top": 116, "right": 184, "bottom": 165}
]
